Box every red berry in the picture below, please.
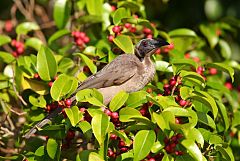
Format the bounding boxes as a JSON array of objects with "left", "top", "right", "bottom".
[
  {"left": 112, "top": 26, "right": 121, "bottom": 34},
  {"left": 170, "top": 143, "right": 176, "bottom": 148},
  {"left": 216, "top": 29, "right": 222, "bottom": 36},
  {"left": 146, "top": 34, "right": 153, "bottom": 39},
  {"left": 79, "top": 107, "right": 86, "bottom": 112},
  {"left": 111, "top": 5, "right": 116, "bottom": 11},
  {"left": 139, "top": 108, "right": 147, "bottom": 116},
  {"left": 118, "top": 140, "right": 125, "bottom": 147},
  {"left": 163, "top": 84, "right": 170, "bottom": 90},
  {"left": 65, "top": 99, "right": 72, "bottom": 107},
  {"left": 124, "top": 23, "right": 132, "bottom": 29},
  {"left": 79, "top": 32, "right": 86, "bottom": 39},
  {"left": 11, "top": 39, "right": 17, "bottom": 46},
  {"left": 104, "top": 109, "right": 112, "bottom": 116},
  {"left": 167, "top": 43, "right": 174, "bottom": 50},
  {"left": 185, "top": 53, "right": 191, "bottom": 58},
  {"left": 175, "top": 117, "right": 182, "bottom": 124},
  {"left": 169, "top": 80, "right": 176, "bottom": 87},
  {"left": 179, "top": 99, "right": 187, "bottom": 107},
  {"left": 175, "top": 151, "right": 183, "bottom": 155},
  {"left": 12, "top": 52, "right": 18, "bottom": 57},
  {"left": 148, "top": 158, "right": 156, "bottom": 161},
  {"left": 129, "top": 26, "right": 136, "bottom": 33},
  {"left": 209, "top": 68, "right": 217, "bottom": 75},
  {"left": 5, "top": 20, "right": 13, "bottom": 32},
  {"left": 133, "top": 14, "right": 138, "bottom": 19},
  {"left": 164, "top": 145, "right": 173, "bottom": 153},
  {"left": 17, "top": 47, "right": 24, "bottom": 54},
  {"left": 176, "top": 133, "right": 183, "bottom": 139},
  {"left": 155, "top": 48, "right": 161, "bottom": 55},
  {"left": 225, "top": 82, "right": 233, "bottom": 90},
  {"left": 110, "top": 134, "right": 118, "bottom": 140},
  {"left": 71, "top": 31, "right": 76, "bottom": 36},
  {"left": 164, "top": 137, "right": 169, "bottom": 144},
  {"left": 108, "top": 35, "right": 114, "bottom": 42},
  {"left": 76, "top": 38, "right": 84, "bottom": 46},
  {"left": 108, "top": 149, "right": 115, "bottom": 157},
  {"left": 83, "top": 36, "right": 90, "bottom": 43},
  {"left": 163, "top": 47, "right": 170, "bottom": 53},
  {"left": 146, "top": 88, "right": 152, "bottom": 93},
  {"left": 120, "top": 147, "right": 128, "bottom": 152},
  {"left": 48, "top": 81, "right": 53, "bottom": 87},
  {"left": 143, "top": 28, "right": 152, "bottom": 34},
  {"left": 193, "top": 57, "right": 200, "bottom": 62},
  {"left": 46, "top": 105, "right": 51, "bottom": 112},
  {"left": 34, "top": 73, "right": 40, "bottom": 79},
  {"left": 66, "top": 130, "right": 75, "bottom": 140},
  {"left": 15, "top": 41, "right": 23, "bottom": 48},
  {"left": 196, "top": 66, "right": 204, "bottom": 75},
  {"left": 83, "top": 66, "right": 90, "bottom": 73},
  {"left": 111, "top": 112, "right": 119, "bottom": 119}
]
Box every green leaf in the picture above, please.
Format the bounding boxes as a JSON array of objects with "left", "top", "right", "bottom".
[
  {"left": 197, "top": 112, "right": 216, "bottom": 130},
  {"left": 191, "top": 90, "right": 218, "bottom": 119},
  {"left": 75, "top": 53, "right": 97, "bottom": 74},
  {"left": 125, "top": 91, "right": 148, "bottom": 108},
  {"left": 180, "top": 71, "right": 205, "bottom": 87},
  {"left": 91, "top": 113, "right": 110, "bottom": 145},
  {"left": 206, "top": 62, "right": 234, "bottom": 82},
  {"left": 0, "top": 35, "right": 11, "bottom": 46},
  {"left": 58, "top": 58, "right": 74, "bottom": 73},
  {"left": 216, "top": 146, "right": 234, "bottom": 161},
  {"left": 0, "top": 51, "right": 15, "bottom": 63},
  {"left": 89, "top": 152, "right": 104, "bottom": 161},
  {"left": 109, "top": 91, "right": 129, "bottom": 111},
  {"left": 76, "top": 89, "right": 103, "bottom": 103},
  {"left": 50, "top": 74, "right": 73, "bottom": 101},
  {"left": 86, "top": 0, "right": 103, "bottom": 16},
  {"left": 169, "top": 28, "right": 197, "bottom": 37},
  {"left": 216, "top": 101, "right": 229, "bottom": 131},
  {"left": 65, "top": 106, "right": 83, "bottom": 126},
  {"left": 171, "top": 59, "right": 197, "bottom": 74},
  {"left": 29, "top": 95, "right": 46, "bottom": 108},
  {"left": 77, "top": 15, "right": 102, "bottom": 24},
  {"left": 119, "top": 107, "right": 142, "bottom": 122},
  {"left": 113, "top": 8, "right": 130, "bottom": 25},
  {"left": 37, "top": 46, "right": 57, "bottom": 81},
  {"left": 232, "top": 111, "right": 240, "bottom": 127},
  {"left": 181, "top": 139, "right": 202, "bottom": 161},
  {"left": 199, "top": 24, "right": 219, "bottom": 48},
  {"left": 16, "top": 22, "right": 40, "bottom": 35},
  {"left": 219, "top": 39, "right": 231, "bottom": 59},
  {"left": 155, "top": 61, "right": 173, "bottom": 72},
  {"left": 180, "top": 86, "right": 193, "bottom": 100},
  {"left": 48, "top": 29, "right": 70, "bottom": 45},
  {"left": 133, "top": 130, "right": 156, "bottom": 161},
  {"left": 25, "top": 38, "right": 43, "bottom": 51},
  {"left": 35, "top": 146, "right": 45, "bottom": 157},
  {"left": 113, "top": 35, "right": 134, "bottom": 54},
  {"left": 185, "top": 128, "right": 204, "bottom": 148},
  {"left": 153, "top": 111, "right": 175, "bottom": 131},
  {"left": 118, "top": 1, "right": 140, "bottom": 13},
  {"left": 78, "top": 121, "right": 92, "bottom": 141},
  {"left": 53, "top": 0, "right": 71, "bottom": 29},
  {"left": 46, "top": 138, "right": 58, "bottom": 159}
]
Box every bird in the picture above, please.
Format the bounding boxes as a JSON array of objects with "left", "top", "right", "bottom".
[{"left": 23, "top": 38, "right": 169, "bottom": 138}]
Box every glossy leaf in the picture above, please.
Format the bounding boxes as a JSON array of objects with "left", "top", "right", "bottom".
[
  {"left": 197, "top": 112, "right": 216, "bottom": 130},
  {"left": 53, "top": 0, "right": 71, "bottom": 29},
  {"left": 199, "top": 24, "right": 218, "bottom": 48},
  {"left": 16, "top": 22, "right": 39, "bottom": 35},
  {"left": 37, "top": 46, "right": 57, "bottom": 81},
  {"left": 91, "top": 113, "right": 110, "bottom": 145},
  {"left": 47, "top": 138, "right": 58, "bottom": 159},
  {"left": 181, "top": 139, "right": 202, "bottom": 161},
  {"left": 125, "top": 91, "right": 148, "bottom": 107},
  {"left": 29, "top": 95, "right": 46, "bottom": 108},
  {"left": 119, "top": 107, "right": 142, "bottom": 122},
  {"left": 113, "top": 35, "right": 134, "bottom": 54},
  {"left": 0, "top": 35, "right": 11, "bottom": 46},
  {"left": 75, "top": 53, "right": 97, "bottom": 74},
  {"left": 65, "top": 106, "right": 83, "bottom": 126},
  {"left": 25, "top": 38, "right": 43, "bottom": 51},
  {"left": 206, "top": 62, "right": 234, "bottom": 82},
  {"left": 113, "top": 8, "right": 129, "bottom": 25},
  {"left": 86, "top": 0, "right": 103, "bottom": 16},
  {"left": 109, "top": 91, "right": 129, "bottom": 111},
  {"left": 169, "top": 28, "right": 197, "bottom": 37},
  {"left": 133, "top": 130, "right": 156, "bottom": 161},
  {"left": 216, "top": 101, "right": 229, "bottom": 131},
  {"left": 219, "top": 39, "right": 231, "bottom": 59},
  {"left": 22, "top": 77, "right": 48, "bottom": 95},
  {"left": 89, "top": 152, "right": 104, "bottom": 161},
  {"left": 48, "top": 29, "right": 70, "bottom": 45},
  {"left": 155, "top": 61, "right": 173, "bottom": 72},
  {"left": 0, "top": 51, "right": 15, "bottom": 63}
]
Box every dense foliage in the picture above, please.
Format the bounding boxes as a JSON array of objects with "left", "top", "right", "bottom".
[{"left": 0, "top": 0, "right": 240, "bottom": 161}]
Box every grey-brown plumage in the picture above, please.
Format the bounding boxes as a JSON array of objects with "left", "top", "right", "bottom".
[{"left": 23, "top": 38, "right": 169, "bottom": 138}]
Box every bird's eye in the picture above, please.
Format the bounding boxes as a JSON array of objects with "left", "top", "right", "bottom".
[{"left": 142, "top": 41, "right": 148, "bottom": 46}]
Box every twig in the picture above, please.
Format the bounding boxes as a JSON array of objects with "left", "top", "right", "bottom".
[
  {"left": 7, "top": 115, "right": 15, "bottom": 131},
  {"left": 40, "top": 21, "right": 55, "bottom": 29},
  {"left": 0, "top": 127, "right": 14, "bottom": 137},
  {"left": 10, "top": 108, "right": 27, "bottom": 116}
]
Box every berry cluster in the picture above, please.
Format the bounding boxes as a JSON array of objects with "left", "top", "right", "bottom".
[
  {"left": 162, "top": 43, "right": 174, "bottom": 53},
  {"left": 145, "top": 153, "right": 163, "bottom": 161},
  {"left": 62, "top": 130, "right": 75, "bottom": 150},
  {"left": 48, "top": 75, "right": 58, "bottom": 87},
  {"left": 104, "top": 109, "right": 121, "bottom": 127},
  {"left": 108, "top": 134, "right": 132, "bottom": 158},
  {"left": 163, "top": 76, "right": 191, "bottom": 107},
  {"left": 11, "top": 39, "right": 25, "bottom": 57},
  {"left": 143, "top": 27, "right": 153, "bottom": 39},
  {"left": 184, "top": 53, "right": 200, "bottom": 63},
  {"left": 79, "top": 107, "right": 92, "bottom": 122},
  {"left": 71, "top": 31, "right": 90, "bottom": 49},
  {"left": 45, "top": 102, "right": 58, "bottom": 113},
  {"left": 139, "top": 102, "right": 153, "bottom": 118},
  {"left": 164, "top": 133, "right": 184, "bottom": 155}
]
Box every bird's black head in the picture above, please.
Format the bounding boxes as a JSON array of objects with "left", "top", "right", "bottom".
[{"left": 135, "top": 38, "right": 169, "bottom": 59}]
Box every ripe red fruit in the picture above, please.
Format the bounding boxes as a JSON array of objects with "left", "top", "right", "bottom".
[
  {"left": 17, "top": 47, "right": 24, "bottom": 54},
  {"left": 34, "top": 73, "right": 40, "bottom": 79},
  {"left": 118, "top": 140, "right": 126, "bottom": 147},
  {"left": 175, "top": 117, "right": 182, "bottom": 124},
  {"left": 185, "top": 53, "right": 191, "bottom": 58},
  {"left": 196, "top": 66, "right": 204, "bottom": 75},
  {"left": 5, "top": 20, "right": 13, "bottom": 32},
  {"left": 155, "top": 48, "right": 161, "bottom": 55},
  {"left": 108, "top": 35, "right": 114, "bottom": 42},
  {"left": 120, "top": 147, "right": 128, "bottom": 152},
  {"left": 163, "top": 84, "right": 170, "bottom": 90},
  {"left": 179, "top": 99, "right": 187, "bottom": 107},
  {"left": 83, "top": 36, "right": 90, "bottom": 43},
  {"left": 129, "top": 26, "right": 136, "bottom": 33},
  {"left": 176, "top": 133, "right": 183, "bottom": 139},
  {"left": 111, "top": 112, "right": 119, "bottom": 119},
  {"left": 66, "top": 130, "right": 75, "bottom": 140},
  {"left": 148, "top": 158, "right": 156, "bottom": 161},
  {"left": 193, "top": 57, "right": 200, "bottom": 62},
  {"left": 79, "top": 107, "right": 86, "bottom": 112},
  {"left": 65, "top": 99, "right": 72, "bottom": 107},
  {"left": 225, "top": 82, "right": 233, "bottom": 90},
  {"left": 11, "top": 39, "right": 17, "bottom": 46},
  {"left": 108, "top": 149, "right": 115, "bottom": 157},
  {"left": 146, "top": 88, "right": 153, "bottom": 93},
  {"left": 124, "top": 23, "right": 132, "bottom": 29},
  {"left": 146, "top": 34, "right": 153, "bottom": 39},
  {"left": 104, "top": 108, "right": 112, "bottom": 116},
  {"left": 143, "top": 28, "right": 152, "bottom": 34},
  {"left": 110, "top": 134, "right": 118, "bottom": 140},
  {"left": 76, "top": 39, "right": 84, "bottom": 46},
  {"left": 139, "top": 108, "right": 147, "bottom": 116},
  {"left": 164, "top": 145, "right": 173, "bottom": 153},
  {"left": 175, "top": 151, "right": 183, "bottom": 155},
  {"left": 216, "top": 29, "right": 222, "bottom": 36},
  {"left": 170, "top": 143, "right": 176, "bottom": 148},
  {"left": 169, "top": 80, "right": 176, "bottom": 87},
  {"left": 111, "top": 5, "right": 116, "bottom": 11},
  {"left": 112, "top": 26, "right": 121, "bottom": 34},
  {"left": 164, "top": 137, "right": 169, "bottom": 144},
  {"left": 12, "top": 52, "right": 18, "bottom": 57},
  {"left": 167, "top": 43, "right": 174, "bottom": 50},
  {"left": 48, "top": 81, "right": 53, "bottom": 87},
  {"left": 209, "top": 68, "right": 217, "bottom": 75}
]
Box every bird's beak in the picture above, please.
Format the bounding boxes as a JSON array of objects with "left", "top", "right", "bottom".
[{"left": 154, "top": 39, "right": 170, "bottom": 47}]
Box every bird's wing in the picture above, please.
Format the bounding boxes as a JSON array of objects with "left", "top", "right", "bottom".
[{"left": 76, "top": 54, "right": 140, "bottom": 90}]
